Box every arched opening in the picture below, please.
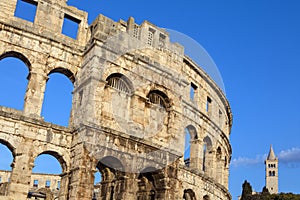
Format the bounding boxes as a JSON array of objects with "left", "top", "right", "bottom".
[
  {"left": 0, "top": 53, "right": 30, "bottom": 110},
  {"left": 0, "top": 140, "right": 14, "bottom": 195},
  {"left": 183, "top": 189, "right": 196, "bottom": 200},
  {"left": 144, "top": 90, "right": 170, "bottom": 138},
  {"left": 93, "top": 170, "right": 102, "bottom": 200},
  {"left": 147, "top": 90, "right": 169, "bottom": 110},
  {"left": 184, "top": 125, "right": 198, "bottom": 168},
  {"left": 93, "top": 156, "right": 125, "bottom": 200},
  {"left": 104, "top": 73, "right": 133, "bottom": 131},
  {"left": 30, "top": 151, "right": 66, "bottom": 199},
  {"left": 184, "top": 129, "right": 191, "bottom": 167},
  {"left": 41, "top": 70, "right": 74, "bottom": 127},
  {"left": 137, "top": 167, "right": 159, "bottom": 200},
  {"left": 202, "top": 136, "right": 212, "bottom": 172},
  {"left": 106, "top": 73, "right": 133, "bottom": 94},
  {"left": 203, "top": 195, "right": 210, "bottom": 200}
]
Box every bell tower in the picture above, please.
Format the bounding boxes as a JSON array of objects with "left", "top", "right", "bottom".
[{"left": 265, "top": 145, "right": 278, "bottom": 194}]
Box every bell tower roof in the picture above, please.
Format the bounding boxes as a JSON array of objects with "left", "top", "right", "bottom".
[{"left": 267, "top": 145, "right": 277, "bottom": 161}]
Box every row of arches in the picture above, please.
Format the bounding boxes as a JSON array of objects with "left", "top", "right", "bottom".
[
  {"left": 183, "top": 125, "right": 228, "bottom": 184},
  {"left": 0, "top": 52, "right": 74, "bottom": 126},
  {"left": 0, "top": 53, "right": 171, "bottom": 127},
  {"left": 0, "top": 141, "right": 65, "bottom": 173},
  {"left": 93, "top": 157, "right": 212, "bottom": 200},
  {"left": 92, "top": 156, "right": 163, "bottom": 200},
  {"left": 0, "top": 140, "right": 64, "bottom": 198},
  {"left": 0, "top": 138, "right": 218, "bottom": 199},
  {"left": 104, "top": 74, "right": 229, "bottom": 185}
]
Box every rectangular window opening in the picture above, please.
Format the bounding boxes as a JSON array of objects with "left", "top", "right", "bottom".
[
  {"left": 57, "top": 181, "right": 61, "bottom": 189},
  {"left": 45, "top": 180, "right": 51, "bottom": 188},
  {"left": 147, "top": 28, "right": 155, "bottom": 46},
  {"left": 0, "top": 176, "right": 2, "bottom": 183},
  {"left": 62, "top": 14, "right": 81, "bottom": 39},
  {"left": 190, "top": 83, "right": 197, "bottom": 102},
  {"left": 14, "top": 0, "right": 38, "bottom": 23},
  {"left": 159, "top": 33, "right": 166, "bottom": 47},
  {"left": 133, "top": 24, "right": 140, "bottom": 39},
  {"left": 33, "top": 180, "right": 38, "bottom": 187},
  {"left": 206, "top": 96, "right": 212, "bottom": 112}
]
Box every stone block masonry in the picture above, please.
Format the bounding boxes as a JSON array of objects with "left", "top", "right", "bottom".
[{"left": 0, "top": 0, "right": 233, "bottom": 199}]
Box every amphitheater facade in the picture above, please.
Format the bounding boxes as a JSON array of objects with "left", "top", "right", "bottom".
[{"left": 0, "top": 0, "right": 233, "bottom": 199}]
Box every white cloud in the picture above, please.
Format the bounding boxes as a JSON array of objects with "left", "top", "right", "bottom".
[
  {"left": 231, "top": 147, "right": 300, "bottom": 168},
  {"left": 278, "top": 147, "right": 300, "bottom": 166},
  {"left": 231, "top": 154, "right": 266, "bottom": 167}
]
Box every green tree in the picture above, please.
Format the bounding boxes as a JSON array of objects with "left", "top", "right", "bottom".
[{"left": 241, "top": 180, "right": 253, "bottom": 200}]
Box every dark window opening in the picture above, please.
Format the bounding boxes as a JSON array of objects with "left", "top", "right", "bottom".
[
  {"left": 206, "top": 96, "right": 212, "bottom": 112},
  {"left": 62, "top": 14, "right": 80, "bottom": 39},
  {"left": 14, "top": 0, "right": 37, "bottom": 23},
  {"left": 190, "top": 83, "right": 197, "bottom": 102}
]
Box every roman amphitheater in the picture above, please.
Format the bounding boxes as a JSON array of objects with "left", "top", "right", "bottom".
[{"left": 0, "top": 0, "right": 233, "bottom": 199}]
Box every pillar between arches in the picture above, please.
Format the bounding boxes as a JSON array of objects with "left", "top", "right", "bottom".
[
  {"left": 189, "top": 139, "right": 203, "bottom": 171},
  {"left": 24, "top": 64, "right": 47, "bottom": 117},
  {"left": 7, "top": 141, "right": 33, "bottom": 199}
]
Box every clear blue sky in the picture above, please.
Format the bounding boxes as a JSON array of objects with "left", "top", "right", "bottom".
[{"left": 1, "top": 0, "right": 300, "bottom": 199}]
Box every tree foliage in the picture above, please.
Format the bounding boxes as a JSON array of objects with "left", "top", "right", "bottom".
[
  {"left": 241, "top": 180, "right": 253, "bottom": 200},
  {"left": 240, "top": 181, "right": 300, "bottom": 200}
]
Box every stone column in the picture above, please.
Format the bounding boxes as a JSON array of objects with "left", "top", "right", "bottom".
[
  {"left": 119, "top": 174, "right": 137, "bottom": 200},
  {"left": 24, "top": 65, "right": 47, "bottom": 117},
  {"left": 7, "top": 140, "right": 33, "bottom": 199},
  {"left": 216, "top": 157, "right": 224, "bottom": 184},
  {"left": 68, "top": 143, "right": 95, "bottom": 200},
  {"left": 223, "top": 165, "right": 229, "bottom": 188},
  {"left": 189, "top": 139, "right": 203, "bottom": 171},
  {"left": 204, "top": 149, "right": 215, "bottom": 178},
  {"left": 57, "top": 172, "right": 69, "bottom": 200}
]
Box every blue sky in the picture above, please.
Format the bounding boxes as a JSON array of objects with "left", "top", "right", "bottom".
[{"left": 1, "top": 0, "right": 300, "bottom": 199}]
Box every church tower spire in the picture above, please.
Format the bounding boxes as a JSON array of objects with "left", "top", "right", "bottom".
[{"left": 265, "top": 145, "right": 278, "bottom": 194}]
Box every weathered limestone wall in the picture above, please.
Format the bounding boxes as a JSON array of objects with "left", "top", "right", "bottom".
[
  {"left": 0, "top": 106, "right": 71, "bottom": 199},
  {"left": 0, "top": 170, "right": 61, "bottom": 192},
  {"left": 0, "top": 0, "right": 233, "bottom": 199}
]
